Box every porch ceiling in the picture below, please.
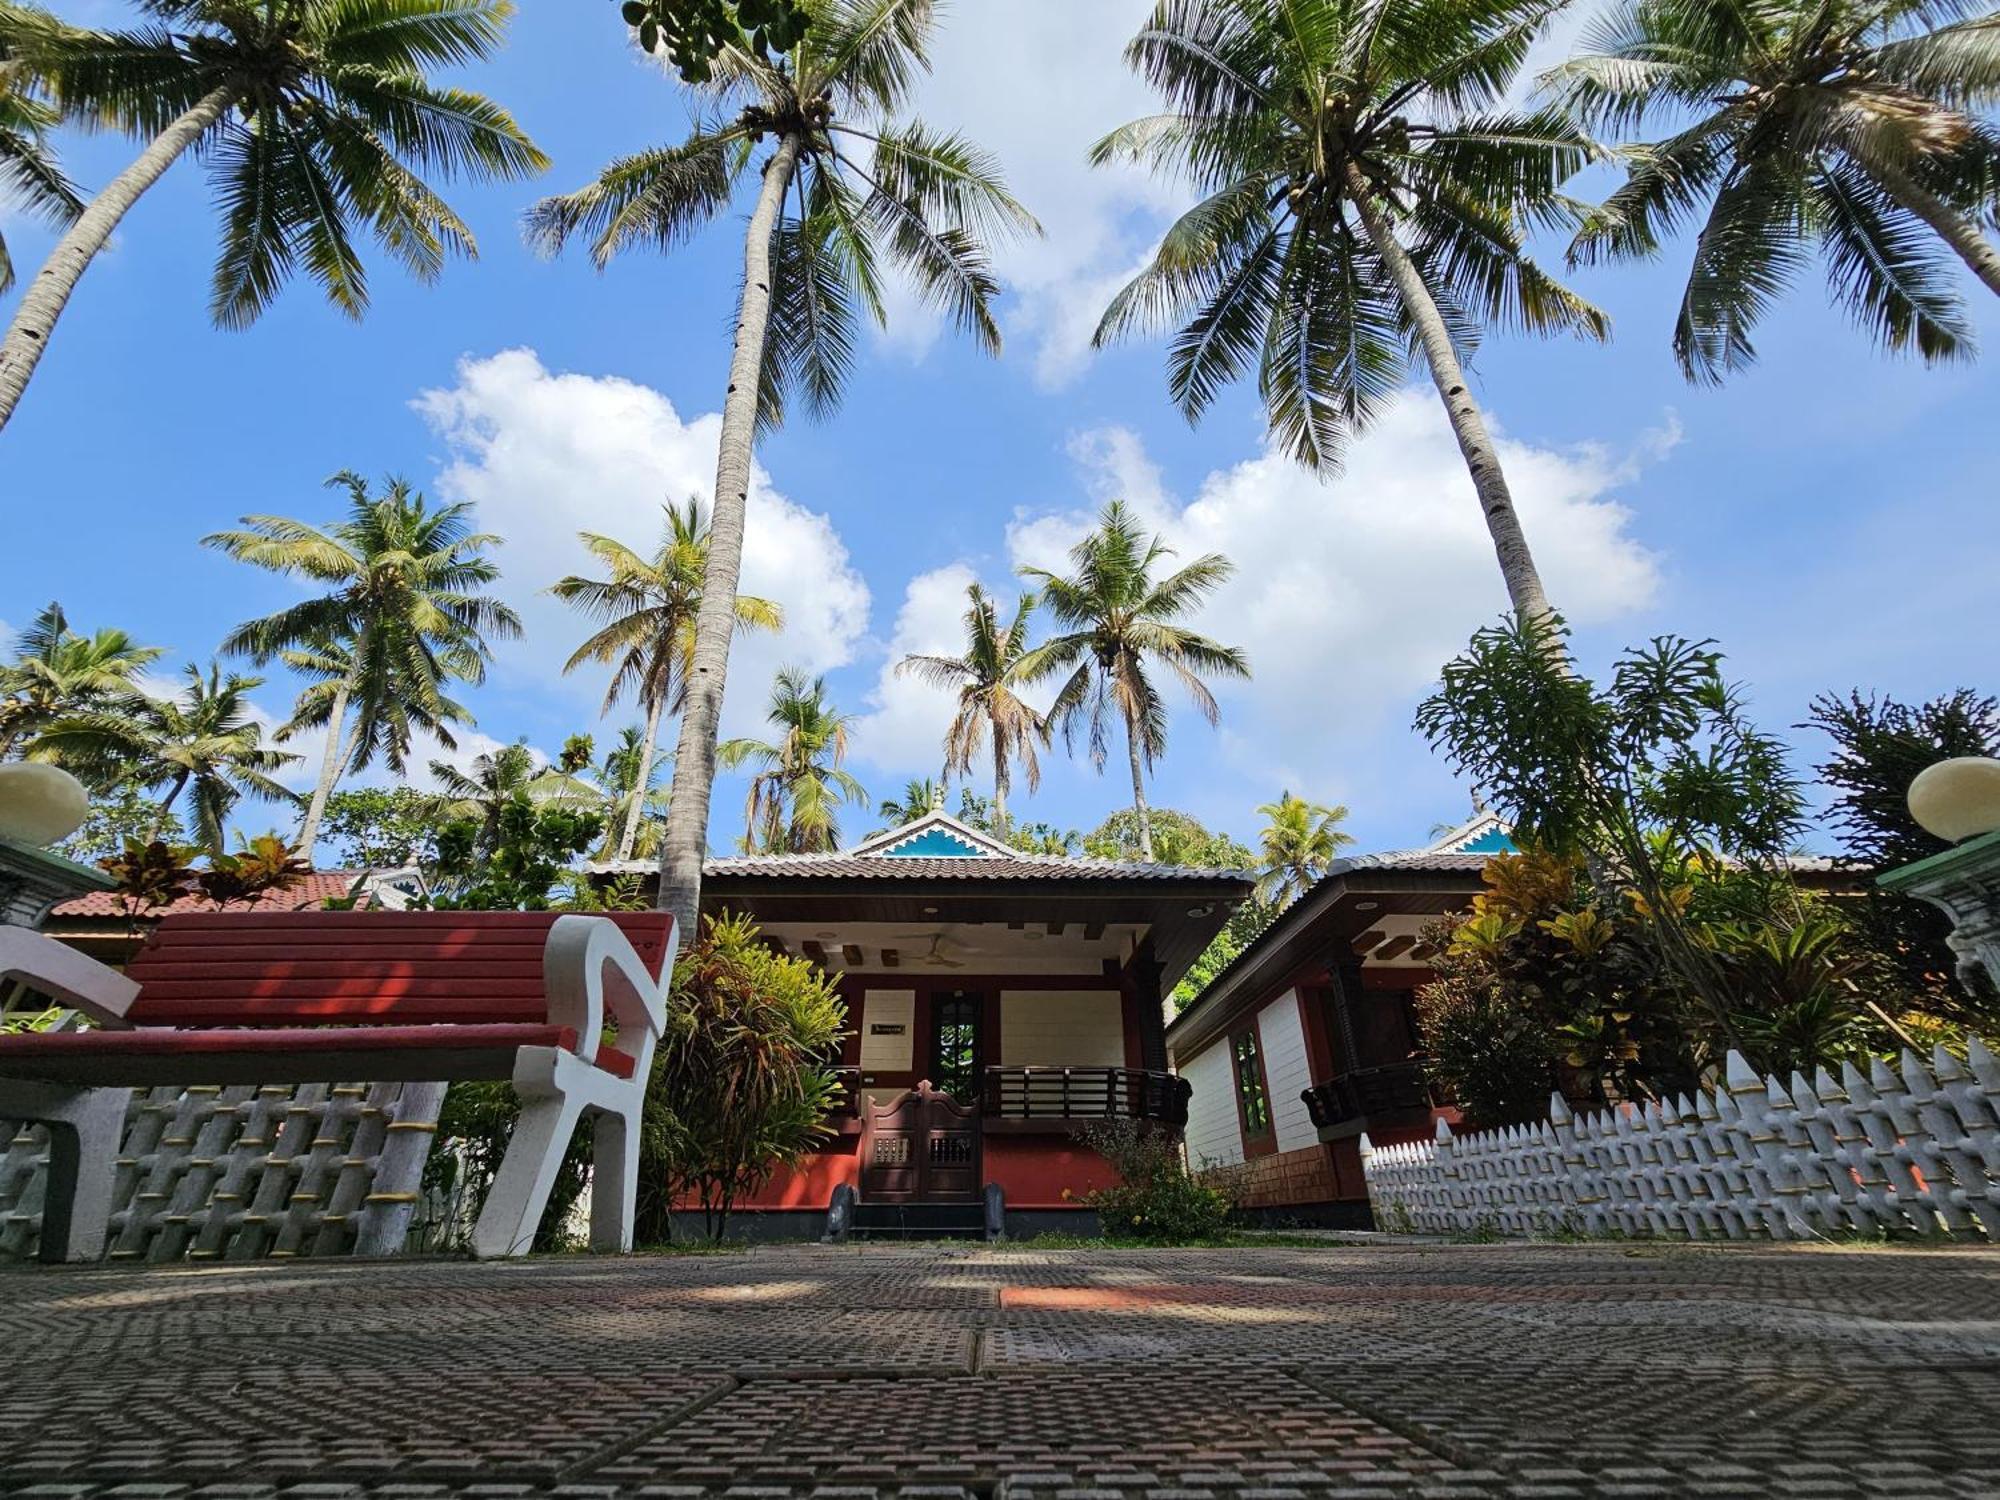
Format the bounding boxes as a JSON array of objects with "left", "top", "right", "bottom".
[{"left": 761, "top": 919, "right": 1144, "bottom": 978}]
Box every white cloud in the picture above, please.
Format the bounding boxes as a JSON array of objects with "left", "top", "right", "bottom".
[
  {"left": 999, "top": 390, "right": 1667, "bottom": 795},
  {"left": 411, "top": 349, "right": 872, "bottom": 737},
  {"left": 851, "top": 562, "right": 977, "bottom": 776},
  {"left": 895, "top": 0, "right": 1183, "bottom": 387}
]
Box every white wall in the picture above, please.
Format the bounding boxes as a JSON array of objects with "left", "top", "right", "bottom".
[
  {"left": 858, "top": 989, "right": 915, "bottom": 1072},
  {"left": 1181, "top": 1039, "right": 1244, "bottom": 1169},
  {"left": 1258, "top": 991, "right": 1320, "bottom": 1154},
  {"left": 999, "top": 990, "right": 1126, "bottom": 1067}
]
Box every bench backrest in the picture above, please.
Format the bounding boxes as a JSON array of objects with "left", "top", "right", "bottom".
[{"left": 124, "top": 911, "right": 678, "bottom": 1028}]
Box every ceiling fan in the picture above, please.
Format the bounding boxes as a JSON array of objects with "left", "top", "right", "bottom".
[{"left": 893, "top": 929, "right": 971, "bottom": 969}]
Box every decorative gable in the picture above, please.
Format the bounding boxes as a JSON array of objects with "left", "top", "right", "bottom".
[
  {"left": 1423, "top": 809, "right": 1516, "bottom": 857},
  {"left": 845, "top": 810, "right": 1016, "bottom": 859}
]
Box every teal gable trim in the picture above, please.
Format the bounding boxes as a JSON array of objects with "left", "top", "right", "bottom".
[
  {"left": 1459, "top": 827, "right": 1515, "bottom": 854},
  {"left": 884, "top": 828, "right": 991, "bottom": 857}
]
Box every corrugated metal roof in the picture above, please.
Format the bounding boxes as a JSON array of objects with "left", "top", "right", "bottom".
[{"left": 50, "top": 870, "right": 363, "bottom": 920}]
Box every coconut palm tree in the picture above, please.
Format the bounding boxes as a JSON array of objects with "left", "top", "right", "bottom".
[
  {"left": 1017, "top": 501, "right": 1249, "bottom": 863},
  {"left": 527, "top": 0, "right": 1037, "bottom": 936},
  {"left": 895, "top": 584, "right": 1047, "bottom": 830},
  {"left": 1093, "top": 0, "right": 1608, "bottom": 625},
  {"left": 549, "top": 499, "right": 783, "bottom": 863},
  {"left": 874, "top": 776, "right": 942, "bottom": 829},
  {"left": 1552, "top": 0, "right": 2000, "bottom": 381},
  {"left": 0, "top": 17, "right": 82, "bottom": 295},
  {"left": 1255, "top": 790, "right": 1354, "bottom": 907},
  {"left": 0, "top": 0, "right": 547, "bottom": 435},
  {"left": 206, "top": 473, "right": 520, "bottom": 863},
  {"left": 0, "top": 601, "right": 164, "bottom": 759},
  {"left": 595, "top": 724, "right": 670, "bottom": 861},
  {"left": 719, "top": 667, "right": 867, "bottom": 854},
  {"left": 30, "top": 662, "right": 300, "bottom": 854}
]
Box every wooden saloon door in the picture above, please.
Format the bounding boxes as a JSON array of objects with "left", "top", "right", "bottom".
[
  {"left": 861, "top": 989, "right": 985, "bottom": 1203},
  {"left": 861, "top": 1084, "right": 979, "bottom": 1202}
]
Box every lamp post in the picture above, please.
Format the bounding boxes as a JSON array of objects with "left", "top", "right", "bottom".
[
  {"left": 1877, "top": 757, "right": 2000, "bottom": 991},
  {"left": 0, "top": 763, "right": 112, "bottom": 929}
]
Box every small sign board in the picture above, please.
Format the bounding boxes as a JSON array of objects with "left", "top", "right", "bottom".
[{"left": 870, "top": 1022, "right": 907, "bottom": 1036}]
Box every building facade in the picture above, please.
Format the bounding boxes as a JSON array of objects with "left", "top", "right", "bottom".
[
  {"left": 601, "top": 809, "right": 1254, "bottom": 1237},
  {"left": 1164, "top": 817, "right": 1509, "bottom": 1226}
]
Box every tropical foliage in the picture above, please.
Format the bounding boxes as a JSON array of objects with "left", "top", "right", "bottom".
[
  {"left": 1094, "top": 0, "right": 1607, "bottom": 621},
  {"left": 636, "top": 912, "right": 846, "bottom": 1241},
  {"left": 0, "top": 25, "right": 80, "bottom": 294},
  {"left": 0, "top": 602, "right": 162, "bottom": 758},
  {"left": 550, "top": 499, "right": 780, "bottom": 862},
  {"left": 1808, "top": 688, "right": 2000, "bottom": 1028},
  {"left": 1019, "top": 500, "right": 1248, "bottom": 861},
  {"left": 29, "top": 662, "right": 299, "bottom": 854},
  {"left": 1553, "top": 0, "right": 2000, "bottom": 381},
  {"left": 897, "top": 583, "right": 1048, "bottom": 828},
  {"left": 720, "top": 667, "right": 867, "bottom": 853},
  {"left": 1416, "top": 847, "right": 1908, "bottom": 1129},
  {"left": 1416, "top": 612, "right": 1805, "bottom": 1039},
  {"left": 0, "top": 0, "right": 547, "bottom": 432},
  {"left": 621, "top": 0, "right": 811, "bottom": 81},
  {"left": 1254, "top": 790, "right": 1353, "bottom": 906},
  {"left": 530, "top": 0, "right": 1037, "bottom": 936},
  {"left": 207, "top": 473, "right": 519, "bottom": 861}
]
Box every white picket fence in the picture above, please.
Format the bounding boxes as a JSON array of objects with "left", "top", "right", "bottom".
[{"left": 1361, "top": 1041, "right": 2000, "bottom": 1241}]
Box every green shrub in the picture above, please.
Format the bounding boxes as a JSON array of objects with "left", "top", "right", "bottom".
[
  {"left": 1079, "top": 1117, "right": 1234, "bottom": 1242},
  {"left": 636, "top": 912, "right": 847, "bottom": 1242}
]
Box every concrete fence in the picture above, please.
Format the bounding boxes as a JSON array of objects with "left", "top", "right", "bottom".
[{"left": 1361, "top": 1041, "right": 2000, "bottom": 1241}]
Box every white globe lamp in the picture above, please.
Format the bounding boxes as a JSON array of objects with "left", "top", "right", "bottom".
[
  {"left": 0, "top": 762, "right": 92, "bottom": 848},
  {"left": 1907, "top": 757, "right": 2000, "bottom": 845}
]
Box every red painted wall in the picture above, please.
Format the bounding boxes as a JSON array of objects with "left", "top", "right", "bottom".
[
  {"left": 980, "top": 1135, "right": 1121, "bottom": 1209},
  {"left": 723, "top": 1137, "right": 862, "bottom": 1210}
]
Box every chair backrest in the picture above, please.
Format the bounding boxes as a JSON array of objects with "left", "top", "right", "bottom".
[{"left": 124, "top": 910, "right": 678, "bottom": 1028}]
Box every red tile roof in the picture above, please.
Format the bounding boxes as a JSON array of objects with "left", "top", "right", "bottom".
[{"left": 49, "top": 871, "right": 363, "bottom": 921}]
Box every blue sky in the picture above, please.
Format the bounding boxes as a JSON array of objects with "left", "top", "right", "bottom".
[{"left": 2, "top": 1, "right": 1996, "bottom": 862}]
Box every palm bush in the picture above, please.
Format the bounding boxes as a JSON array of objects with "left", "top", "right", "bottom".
[
  {"left": 1553, "top": 0, "right": 2000, "bottom": 380},
  {"left": 1018, "top": 501, "right": 1247, "bottom": 862},
  {"left": 529, "top": 0, "right": 1036, "bottom": 937},
  {"left": 1094, "top": 0, "right": 1608, "bottom": 622},
  {"left": 550, "top": 500, "right": 781, "bottom": 863},
  {"left": 207, "top": 473, "right": 520, "bottom": 862},
  {"left": 896, "top": 584, "right": 1047, "bottom": 829},
  {"left": 0, "top": 0, "right": 547, "bottom": 433},
  {"left": 719, "top": 667, "right": 867, "bottom": 853}
]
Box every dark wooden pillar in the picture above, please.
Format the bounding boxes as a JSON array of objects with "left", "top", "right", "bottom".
[
  {"left": 1324, "top": 956, "right": 1365, "bottom": 1075},
  {"left": 1129, "top": 937, "right": 1169, "bottom": 1073}
]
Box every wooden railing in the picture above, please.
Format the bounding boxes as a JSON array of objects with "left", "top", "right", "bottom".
[
  {"left": 827, "top": 1066, "right": 863, "bottom": 1119},
  {"left": 1301, "top": 1061, "right": 1437, "bottom": 1129},
  {"left": 982, "top": 1066, "right": 1192, "bottom": 1129}
]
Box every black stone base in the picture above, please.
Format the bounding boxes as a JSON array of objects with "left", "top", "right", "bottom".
[
  {"left": 661, "top": 1209, "right": 827, "bottom": 1244},
  {"left": 1000, "top": 1208, "right": 1100, "bottom": 1240}
]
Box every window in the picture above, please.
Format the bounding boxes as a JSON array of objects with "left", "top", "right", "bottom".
[
  {"left": 929, "top": 991, "right": 982, "bottom": 1104},
  {"left": 1231, "top": 1027, "right": 1273, "bottom": 1151}
]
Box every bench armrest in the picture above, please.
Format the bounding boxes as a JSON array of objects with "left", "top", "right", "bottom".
[
  {"left": 542, "top": 914, "right": 676, "bottom": 1064},
  {"left": 0, "top": 928, "right": 141, "bottom": 1029}
]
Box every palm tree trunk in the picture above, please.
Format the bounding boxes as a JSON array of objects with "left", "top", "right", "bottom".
[
  {"left": 991, "top": 736, "right": 1008, "bottom": 831},
  {"left": 655, "top": 132, "right": 805, "bottom": 938},
  {"left": 295, "top": 681, "right": 353, "bottom": 865},
  {"left": 0, "top": 86, "right": 235, "bottom": 437},
  {"left": 1876, "top": 162, "right": 2000, "bottom": 298},
  {"left": 1344, "top": 163, "right": 1555, "bottom": 624},
  {"left": 618, "top": 694, "right": 665, "bottom": 863},
  {"left": 153, "top": 770, "right": 191, "bottom": 839},
  {"left": 1124, "top": 712, "right": 1154, "bottom": 862}
]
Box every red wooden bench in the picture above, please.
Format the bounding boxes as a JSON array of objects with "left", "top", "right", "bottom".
[{"left": 0, "top": 909, "right": 678, "bottom": 1262}]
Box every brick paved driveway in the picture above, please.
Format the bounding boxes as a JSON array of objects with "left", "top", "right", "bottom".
[{"left": 5, "top": 1240, "right": 2000, "bottom": 1499}]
